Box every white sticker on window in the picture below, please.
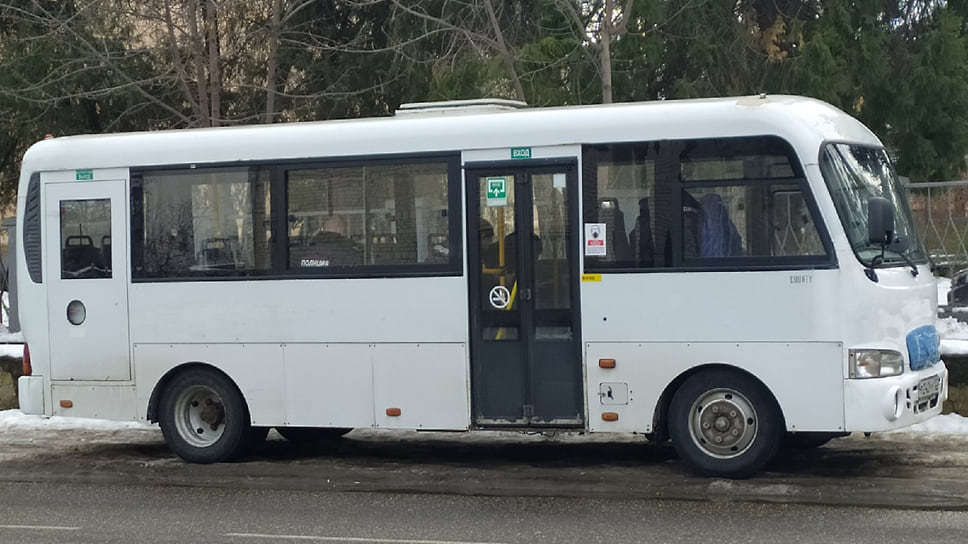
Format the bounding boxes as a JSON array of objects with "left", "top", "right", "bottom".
[{"left": 585, "top": 223, "right": 607, "bottom": 256}]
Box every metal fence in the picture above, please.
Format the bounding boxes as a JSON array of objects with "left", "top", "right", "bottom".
[{"left": 906, "top": 180, "right": 968, "bottom": 277}]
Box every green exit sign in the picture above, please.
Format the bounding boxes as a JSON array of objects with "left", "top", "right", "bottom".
[
  {"left": 76, "top": 170, "right": 94, "bottom": 181},
  {"left": 486, "top": 177, "right": 508, "bottom": 207},
  {"left": 510, "top": 147, "right": 531, "bottom": 159}
]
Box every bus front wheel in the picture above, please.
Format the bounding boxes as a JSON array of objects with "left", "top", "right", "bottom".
[
  {"left": 158, "top": 368, "right": 255, "bottom": 464},
  {"left": 668, "top": 369, "right": 783, "bottom": 478}
]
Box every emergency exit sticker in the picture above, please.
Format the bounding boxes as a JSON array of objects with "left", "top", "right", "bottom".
[
  {"left": 486, "top": 177, "right": 508, "bottom": 207},
  {"left": 584, "top": 223, "right": 607, "bottom": 256},
  {"left": 76, "top": 170, "right": 94, "bottom": 181}
]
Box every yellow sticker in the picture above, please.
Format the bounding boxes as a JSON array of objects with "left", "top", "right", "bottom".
[{"left": 581, "top": 273, "right": 602, "bottom": 282}]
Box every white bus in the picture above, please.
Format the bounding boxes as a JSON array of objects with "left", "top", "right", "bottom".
[{"left": 15, "top": 95, "right": 947, "bottom": 478}]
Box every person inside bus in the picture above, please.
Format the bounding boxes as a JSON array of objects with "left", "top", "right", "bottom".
[
  {"left": 305, "top": 215, "right": 363, "bottom": 267},
  {"left": 480, "top": 218, "right": 495, "bottom": 258},
  {"left": 698, "top": 193, "right": 744, "bottom": 257},
  {"left": 628, "top": 197, "right": 656, "bottom": 267}
]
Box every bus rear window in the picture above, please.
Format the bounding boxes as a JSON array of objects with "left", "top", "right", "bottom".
[{"left": 131, "top": 167, "right": 272, "bottom": 279}]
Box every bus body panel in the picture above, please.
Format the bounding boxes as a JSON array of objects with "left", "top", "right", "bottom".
[
  {"left": 128, "top": 277, "right": 469, "bottom": 344},
  {"left": 133, "top": 343, "right": 287, "bottom": 426},
  {"left": 580, "top": 270, "right": 844, "bottom": 343},
  {"left": 586, "top": 341, "right": 845, "bottom": 433},
  {"left": 133, "top": 342, "right": 470, "bottom": 429},
  {"left": 50, "top": 384, "right": 138, "bottom": 420}
]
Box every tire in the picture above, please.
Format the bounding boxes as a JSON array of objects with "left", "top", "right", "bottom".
[
  {"left": 276, "top": 427, "right": 351, "bottom": 443},
  {"left": 158, "top": 368, "right": 254, "bottom": 464},
  {"left": 668, "top": 369, "right": 783, "bottom": 478}
]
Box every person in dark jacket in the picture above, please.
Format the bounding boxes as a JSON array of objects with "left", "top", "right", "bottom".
[{"left": 299, "top": 216, "right": 363, "bottom": 267}]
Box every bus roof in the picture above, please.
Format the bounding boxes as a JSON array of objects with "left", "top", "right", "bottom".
[{"left": 21, "top": 94, "right": 880, "bottom": 174}]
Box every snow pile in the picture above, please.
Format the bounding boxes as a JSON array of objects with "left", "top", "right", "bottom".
[
  {"left": 938, "top": 276, "right": 968, "bottom": 355},
  {"left": 0, "top": 409, "right": 967, "bottom": 437},
  {"left": 0, "top": 409, "right": 154, "bottom": 431}
]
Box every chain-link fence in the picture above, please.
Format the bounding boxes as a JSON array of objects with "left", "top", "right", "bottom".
[{"left": 906, "top": 180, "right": 968, "bottom": 278}]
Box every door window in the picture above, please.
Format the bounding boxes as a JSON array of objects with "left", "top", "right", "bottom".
[{"left": 59, "top": 199, "right": 111, "bottom": 279}]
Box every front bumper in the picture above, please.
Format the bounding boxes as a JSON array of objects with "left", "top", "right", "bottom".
[{"left": 844, "top": 363, "right": 947, "bottom": 432}]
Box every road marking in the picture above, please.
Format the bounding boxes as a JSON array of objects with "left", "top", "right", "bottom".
[
  {"left": 0, "top": 524, "right": 81, "bottom": 531},
  {"left": 225, "top": 534, "right": 508, "bottom": 544}
]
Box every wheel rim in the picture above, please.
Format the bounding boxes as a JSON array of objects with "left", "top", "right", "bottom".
[
  {"left": 687, "top": 387, "right": 758, "bottom": 459},
  {"left": 173, "top": 384, "right": 226, "bottom": 448}
]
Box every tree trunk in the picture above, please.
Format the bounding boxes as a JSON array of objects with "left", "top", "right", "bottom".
[
  {"left": 483, "top": 0, "right": 526, "bottom": 102},
  {"left": 206, "top": 0, "right": 222, "bottom": 127},
  {"left": 188, "top": 0, "right": 210, "bottom": 127},
  {"left": 265, "top": 0, "right": 281, "bottom": 124}
]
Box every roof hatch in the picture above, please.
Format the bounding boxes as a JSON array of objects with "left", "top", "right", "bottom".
[{"left": 395, "top": 98, "right": 528, "bottom": 117}]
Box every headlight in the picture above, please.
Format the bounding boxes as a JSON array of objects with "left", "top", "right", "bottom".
[{"left": 849, "top": 349, "right": 905, "bottom": 378}]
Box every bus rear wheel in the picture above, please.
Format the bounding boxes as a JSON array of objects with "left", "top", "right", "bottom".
[
  {"left": 668, "top": 369, "right": 783, "bottom": 478},
  {"left": 158, "top": 368, "right": 254, "bottom": 464}
]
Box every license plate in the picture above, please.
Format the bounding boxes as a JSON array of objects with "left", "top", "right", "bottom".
[{"left": 918, "top": 375, "right": 941, "bottom": 400}]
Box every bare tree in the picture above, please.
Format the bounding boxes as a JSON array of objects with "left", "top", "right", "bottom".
[
  {"left": 554, "top": 0, "right": 637, "bottom": 104},
  {"left": 383, "top": 0, "right": 528, "bottom": 101}
]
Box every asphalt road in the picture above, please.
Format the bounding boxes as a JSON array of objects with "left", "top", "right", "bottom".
[
  {"left": 1, "top": 424, "right": 968, "bottom": 510},
  {"left": 2, "top": 481, "right": 968, "bottom": 544}
]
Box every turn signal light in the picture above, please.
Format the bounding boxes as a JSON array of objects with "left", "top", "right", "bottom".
[
  {"left": 598, "top": 358, "right": 616, "bottom": 369},
  {"left": 602, "top": 412, "right": 619, "bottom": 421},
  {"left": 59, "top": 400, "right": 73, "bottom": 408},
  {"left": 386, "top": 408, "right": 402, "bottom": 417}
]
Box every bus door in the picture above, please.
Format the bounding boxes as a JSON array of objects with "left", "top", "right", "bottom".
[
  {"left": 467, "top": 164, "right": 583, "bottom": 426},
  {"left": 44, "top": 179, "right": 131, "bottom": 381}
]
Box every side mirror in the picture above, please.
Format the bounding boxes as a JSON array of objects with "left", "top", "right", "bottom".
[{"left": 868, "top": 196, "right": 894, "bottom": 246}]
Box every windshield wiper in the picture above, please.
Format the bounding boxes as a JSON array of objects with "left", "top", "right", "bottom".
[{"left": 869, "top": 244, "right": 918, "bottom": 278}]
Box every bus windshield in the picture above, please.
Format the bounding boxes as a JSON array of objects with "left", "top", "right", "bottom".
[{"left": 821, "top": 143, "right": 926, "bottom": 267}]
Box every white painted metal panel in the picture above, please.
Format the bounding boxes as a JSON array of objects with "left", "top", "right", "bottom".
[
  {"left": 585, "top": 342, "right": 844, "bottom": 433},
  {"left": 372, "top": 343, "right": 469, "bottom": 430},
  {"left": 128, "top": 277, "right": 469, "bottom": 345},
  {"left": 51, "top": 384, "right": 138, "bottom": 420},
  {"left": 132, "top": 343, "right": 287, "bottom": 426},
  {"left": 45, "top": 180, "right": 131, "bottom": 381},
  {"left": 581, "top": 269, "right": 843, "bottom": 343},
  {"left": 283, "top": 343, "right": 374, "bottom": 428}
]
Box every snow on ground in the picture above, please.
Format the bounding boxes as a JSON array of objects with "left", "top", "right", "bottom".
[
  {"left": 0, "top": 409, "right": 966, "bottom": 438},
  {"left": 938, "top": 276, "right": 968, "bottom": 355},
  {"left": 0, "top": 409, "right": 154, "bottom": 432}
]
